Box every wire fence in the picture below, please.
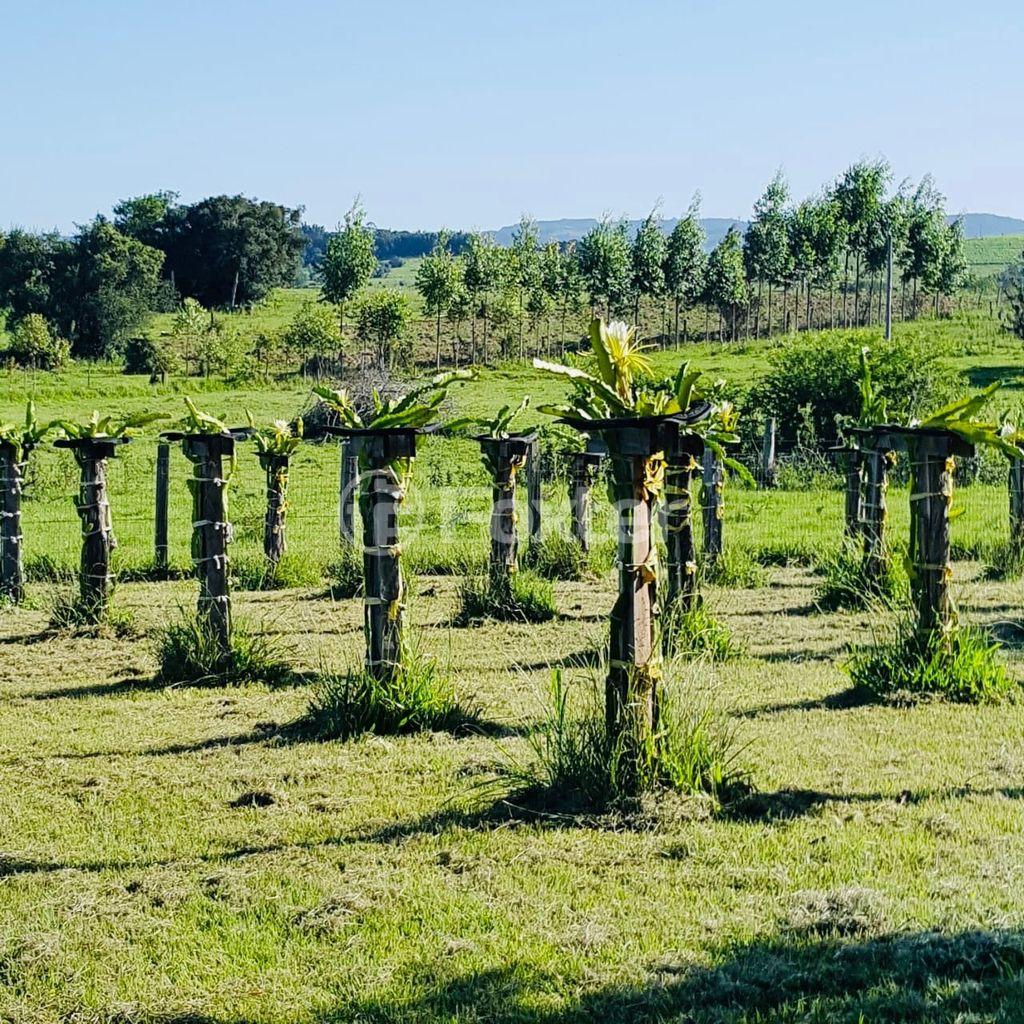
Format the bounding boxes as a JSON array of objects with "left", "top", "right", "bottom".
[{"left": 12, "top": 436, "right": 1015, "bottom": 578}]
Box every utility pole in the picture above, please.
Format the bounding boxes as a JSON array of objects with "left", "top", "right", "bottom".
[{"left": 884, "top": 233, "right": 893, "bottom": 341}]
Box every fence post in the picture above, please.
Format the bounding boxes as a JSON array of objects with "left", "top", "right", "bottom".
[
  {"left": 1010, "top": 455, "right": 1024, "bottom": 560},
  {"left": 527, "top": 438, "right": 542, "bottom": 544},
  {"left": 0, "top": 443, "right": 25, "bottom": 604},
  {"left": 910, "top": 436, "right": 956, "bottom": 642},
  {"left": 155, "top": 441, "right": 170, "bottom": 570},
  {"left": 701, "top": 448, "right": 724, "bottom": 563},
  {"left": 339, "top": 438, "right": 357, "bottom": 546},
  {"left": 759, "top": 417, "right": 777, "bottom": 488},
  {"left": 569, "top": 451, "right": 601, "bottom": 552},
  {"left": 861, "top": 443, "right": 890, "bottom": 582},
  {"left": 843, "top": 447, "right": 864, "bottom": 539}
]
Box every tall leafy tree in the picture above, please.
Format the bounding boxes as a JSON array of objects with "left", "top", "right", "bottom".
[
  {"left": 663, "top": 199, "right": 707, "bottom": 345},
  {"left": 509, "top": 216, "right": 540, "bottom": 359},
  {"left": 703, "top": 227, "right": 747, "bottom": 341},
  {"left": 630, "top": 209, "right": 667, "bottom": 333},
  {"left": 899, "top": 177, "right": 947, "bottom": 317},
  {"left": 320, "top": 200, "right": 377, "bottom": 337},
  {"left": 576, "top": 217, "right": 630, "bottom": 317},
  {"left": 462, "top": 232, "right": 500, "bottom": 363},
  {"left": 745, "top": 172, "right": 791, "bottom": 336},
  {"left": 355, "top": 288, "right": 413, "bottom": 371},
  {"left": 833, "top": 159, "right": 891, "bottom": 326},
  {"left": 55, "top": 220, "right": 165, "bottom": 358},
  {"left": 163, "top": 195, "right": 304, "bottom": 308},
  {"left": 0, "top": 229, "right": 67, "bottom": 323},
  {"left": 415, "top": 231, "right": 462, "bottom": 369},
  {"left": 112, "top": 191, "right": 180, "bottom": 250}
]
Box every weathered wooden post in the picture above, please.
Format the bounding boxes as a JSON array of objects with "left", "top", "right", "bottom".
[
  {"left": 339, "top": 437, "right": 358, "bottom": 546},
  {"left": 527, "top": 437, "right": 542, "bottom": 545},
  {"left": 1010, "top": 454, "right": 1024, "bottom": 560},
  {"left": 327, "top": 427, "right": 417, "bottom": 680},
  {"left": 0, "top": 443, "right": 26, "bottom": 603},
  {"left": 842, "top": 444, "right": 864, "bottom": 539},
  {"left": 154, "top": 441, "right": 170, "bottom": 570},
  {"left": 477, "top": 432, "right": 534, "bottom": 583},
  {"left": 259, "top": 452, "right": 290, "bottom": 565},
  {"left": 163, "top": 430, "right": 236, "bottom": 660},
  {"left": 559, "top": 407, "right": 709, "bottom": 794},
  {"left": 856, "top": 433, "right": 892, "bottom": 583},
  {"left": 662, "top": 428, "right": 706, "bottom": 613},
  {"left": 868, "top": 426, "right": 974, "bottom": 644},
  {"left": 701, "top": 447, "right": 724, "bottom": 563},
  {"left": 55, "top": 437, "right": 127, "bottom": 621},
  {"left": 568, "top": 449, "right": 603, "bottom": 552},
  {"left": 759, "top": 417, "right": 777, "bottom": 488}
]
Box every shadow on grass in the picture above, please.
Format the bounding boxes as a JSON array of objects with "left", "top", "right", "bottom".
[
  {"left": 98, "top": 929, "right": 1024, "bottom": 1023},
  {"left": 513, "top": 647, "right": 605, "bottom": 672},
  {"left": 29, "top": 673, "right": 163, "bottom": 701},
  {"left": 737, "top": 685, "right": 874, "bottom": 717}
]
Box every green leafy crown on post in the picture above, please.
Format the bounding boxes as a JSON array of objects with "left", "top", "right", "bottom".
[
  {"left": 57, "top": 409, "right": 167, "bottom": 440},
  {"left": 312, "top": 369, "right": 476, "bottom": 431},
  {"left": 246, "top": 412, "right": 303, "bottom": 457},
  {"left": 0, "top": 401, "right": 61, "bottom": 459}
]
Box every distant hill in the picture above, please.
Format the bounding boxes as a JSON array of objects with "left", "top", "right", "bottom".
[{"left": 953, "top": 213, "right": 1024, "bottom": 238}]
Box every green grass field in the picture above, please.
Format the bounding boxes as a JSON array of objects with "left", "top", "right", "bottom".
[
  {"left": 965, "top": 233, "right": 1024, "bottom": 277},
  {"left": 3, "top": 309, "right": 1024, "bottom": 1021}
]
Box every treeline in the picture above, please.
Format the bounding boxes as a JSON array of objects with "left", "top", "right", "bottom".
[
  {"left": 301, "top": 224, "right": 470, "bottom": 266},
  {"left": 0, "top": 192, "right": 304, "bottom": 360},
  {"left": 318, "top": 160, "right": 973, "bottom": 371}
]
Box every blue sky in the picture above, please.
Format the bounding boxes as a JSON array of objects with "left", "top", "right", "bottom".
[{"left": 2, "top": 0, "right": 1021, "bottom": 232}]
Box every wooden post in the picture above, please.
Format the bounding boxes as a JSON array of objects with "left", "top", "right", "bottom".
[
  {"left": 606, "top": 446, "right": 661, "bottom": 792},
  {"left": 339, "top": 438, "right": 357, "bottom": 546},
  {"left": 910, "top": 435, "right": 956, "bottom": 642},
  {"left": 182, "top": 435, "right": 233, "bottom": 659},
  {"left": 1010, "top": 455, "right": 1024, "bottom": 560},
  {"left": 480, "top": 436, "right": 530, "bottom": 583},
  {"left": 527, "top": 438, "right": 542, "bottom": 545},
  {"left": 154, "top": 441, "right": 170, "bottom": 570},
  {"left": 568, "top": 451, "right": 602, "bottom": 552},
  {"left": 357, "top": 432, "right": 413, "bottom": 680},
  {"left": 61, "top": 439, "right": 121, "bottom": 621},
  {"left": 259, "top": 452, "right": 290, "bottom": 566},
  {"left": 843, "top": 446, "right": 864, "bottom": 539},
  {"left": 663, "top": 442, "right": 702, "bottom": 613},
  {"left": 701, "top": 447, "right": 724, "bottom": 563},
  {"left": 0, "top": 443, "right": 25, "bottom": 604},
  {"left": 860, "top": 442, "right": 890, "bottom": 582},
  {"left": 759, "top": 417, "right": 777, "bottom": 488}
]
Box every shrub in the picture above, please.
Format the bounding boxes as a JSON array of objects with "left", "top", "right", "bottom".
[
  {"left": 522, "top": 533, "right": 590, "bottom": 581},
  {"left": 982, "top": 542, "right": 1024, "bottom": 581},
  {"left": 749, "top": 333, "right": 957, "bottom": 444},
  {"left": 305, "top": 647, "right": 477, "bottom": 740},
  {"left": 7, "top": 314, "right": 70, "bottom": 370},
  {"left": 501, "top": 667, "right": 747, "bottom": 813},
  {"left": 663, "top": 603, "right": 739, "bottom": 660},
  {"left": 123, "top": 335, "right": 177, "bottom": 381},
  {"left": 155, "top": 615, "right": 292, "bottom": 687},
  {"left": 845, "top": 618, "right": 1016, "bottom": 704},
  {"left": 455, "top": 570, "right": 557, "bottom": 624},
  {"left": 326, "top": 544, "right": 363, "bottom": 597},
  {"left": 232, "top": 551, "right": 323, "bottom": 591},
  {"left": 817, "top": 545, "right": 908, "bottom": 611},
  {"left": 702, "top": 549, "right": 767, "bottom": 588}
]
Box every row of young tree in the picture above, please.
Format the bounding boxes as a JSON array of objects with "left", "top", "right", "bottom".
[{"left": 316, "top": 160, "right": 969, "bottom": 368}]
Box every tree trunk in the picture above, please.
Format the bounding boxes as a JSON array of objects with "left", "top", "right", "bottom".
[
  {"left": 260, "top": 453, "right": 289, "bottom": 566},
  {"left": 754, "top": 279, "right": 763, "bottom": 339},
  {"left": 0, "top": 444, "right": 25, "bottom": 604},
  {"left": 183, "top": 435, "right": 233, "bottom": 660},
  {"left": 853, "top": 252, "right": 862, "bottom": 327},
  {"left": 842, "top": 250, "right": 851, "bottom": 328},
  {"left": 674, "top": 295, "right": 681, "bottom": 348},
  {"left": 767, "top": 282, "right": 774, "bottom": 338},
  {"left": 701, "top": 448, "right": 724, "bottom": 564}
]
